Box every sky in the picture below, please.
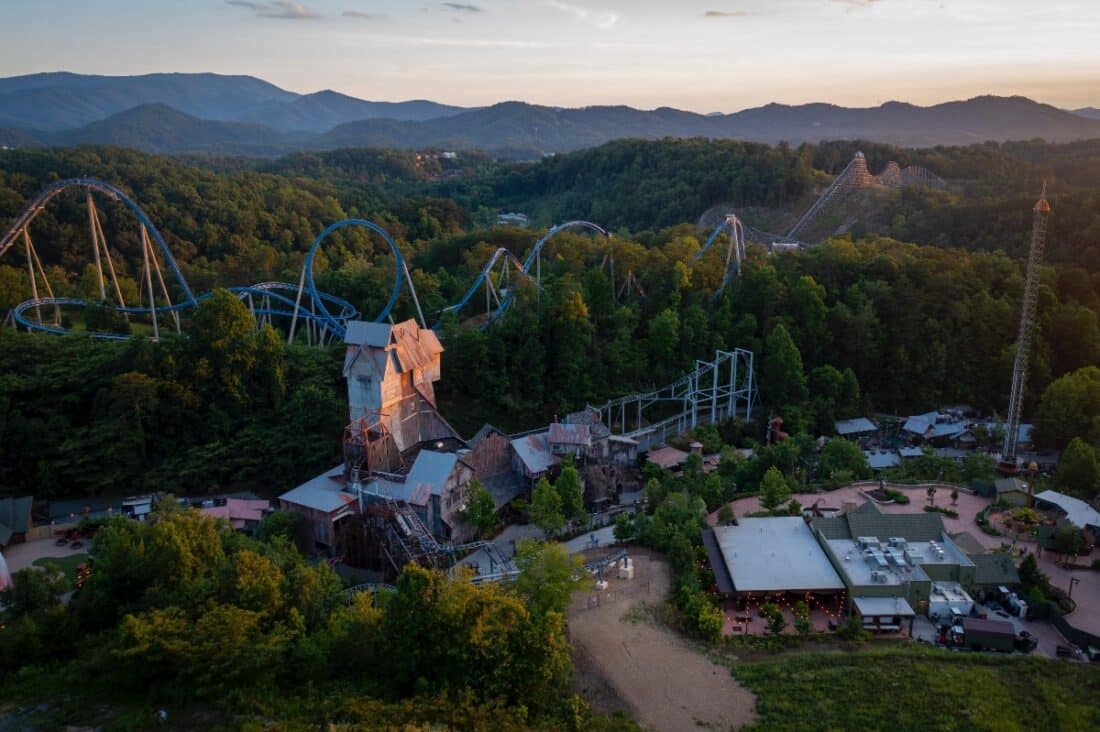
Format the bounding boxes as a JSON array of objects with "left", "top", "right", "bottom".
[{"left": 1, "top": 0, "right": 1098, "bottom": 112}]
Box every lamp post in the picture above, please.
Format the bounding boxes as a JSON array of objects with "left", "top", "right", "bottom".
[{"left": 1068, "top": 576, "right": 1080, "bottom": 602}]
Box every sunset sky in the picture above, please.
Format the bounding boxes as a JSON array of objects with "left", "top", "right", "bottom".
[{"left": 1, "top": 0, "right": 1098, "bottom": 111}]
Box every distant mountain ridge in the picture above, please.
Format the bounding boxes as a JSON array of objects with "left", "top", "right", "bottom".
[
  {"left": 1, "top": 72, "right": 1099, "bottom": 157},
  {"left": 1075, "top": 107, "right": 1100, "bottom": 120},
  {"left": 315, "top": 96, "right": 1100, "bottom": 154},
  {"left": 0, "top": 72, "right": 467, "bottom": 132}
]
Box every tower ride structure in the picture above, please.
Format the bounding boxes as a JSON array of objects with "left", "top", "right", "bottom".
[{"left": 999, "top": 186, "right": 1051, "bottom": 474}]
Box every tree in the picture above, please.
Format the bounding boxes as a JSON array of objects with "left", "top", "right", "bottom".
[
  {"left": 646, "top": 308, "right": 681, "bottom": 383},
  {"left": 461, "top": 479, "right": 498, "bottom": 538},
  {"left": 512, "top": 539, "right": 586, "bottom": 619},
  {"left": 926, "top": 485, "right": 938, "bottom": 507},
  {"left": 555, "top": 459, "right": 585, "bottom": 521},
  {"left": 1034, "top": 366, "right": 1100, "bottom": 448},
  {"left": 613, "top": 512, "right": 634, "bottom": 543},
  {"left": 1052, "top": 526, "right": 1086, "bottom": 565},
  {"left": 1053, "top": 437, "right": 1100, "bottom": 500},
  {"left": 819, "top": 438, "right": 871, "bottom": 481},
  {"left": 760, "top": 466, "right": 791, "bottom": 511},
  {"left": 255, "top": 510, "right": 303, "bottom": 545},
  {"left": 761, "top": 323, "right": 808, "bottom": 410},
  {"left": 529, "top": 477, "right": 565, "bottom": 537},
  {"left": 188, "top": 289, "right": 260, "bottom": 404},
  {"left": 1, "top": 565, "right": 67, "bottom": 618},
  {"left": 960, "top": 452, "right": 997, "bottom": 484},
  {"left": 759, "top": 602, "right": 786, "bottom": 635},
  {"left": 793, "top": 601, "right": 812, "bottom": 637}
]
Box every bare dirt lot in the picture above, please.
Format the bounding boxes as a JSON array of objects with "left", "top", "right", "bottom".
[{"left": 568, "top": 548, "right": 757, "bottom": 731}]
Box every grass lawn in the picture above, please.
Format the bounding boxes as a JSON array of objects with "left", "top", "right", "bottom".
[
  {"left": 32, "top": 553, "right": 88, "bottom": 587},
  {"left": 730, "top": 646, "right": 1100, "bottom": 731}
]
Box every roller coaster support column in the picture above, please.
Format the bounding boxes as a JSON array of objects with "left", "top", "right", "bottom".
[
  {"left": 287, "top": 266, "right": 308, "bottom": 345},
  {"left": 142, "top": 225, "right": 180, "bottom": 334},
  {"left": 23, "top": 230, "right": 42, "bottom": 326},
  {"left": 401, "top": 256, "right": 427, "bottom": 330},
  {"left": 89, "top": 200, "right": 128, "bottom": 309},
  {"left": 140, "top": 225, "right": 159, "bottom": 341},
  {"left": 86, "top": 192, "right": 106, "bottom": 302}
]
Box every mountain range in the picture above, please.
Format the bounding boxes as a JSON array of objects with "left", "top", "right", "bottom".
[{"left": 1, "top": 72, "right": 1099, "bottom": 157}]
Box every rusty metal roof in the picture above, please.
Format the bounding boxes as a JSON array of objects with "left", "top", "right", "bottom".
[
  {"left": 549, "top": 422, "right": 591, "bottom": 446},
  {"left": 343, "top": 319, "right": 443, "bottom": 376}
]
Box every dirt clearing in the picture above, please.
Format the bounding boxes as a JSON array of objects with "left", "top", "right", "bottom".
[{"left": 569, "top": 549, "right": 757, "bottom": 731}]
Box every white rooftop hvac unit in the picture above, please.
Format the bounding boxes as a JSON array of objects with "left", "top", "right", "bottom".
[
  {"left": 888, "top": 537, "right": 908, "bottom": 549},
  {"left": 870, "top": 570, "right": 889, "bottom": 584},
  {"left": 857, "top": 536, "right": 880, "bottom": 550}
]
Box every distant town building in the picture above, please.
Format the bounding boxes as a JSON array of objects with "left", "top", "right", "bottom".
[
  {"left": 834, "top": 417, "right": 877, "bottom": 439},
  {"left": 496, "top": 212, "right": 530, "bottom": 227},
  {"left": 200, "top": 497, "right": 272, "bottom": 533}
]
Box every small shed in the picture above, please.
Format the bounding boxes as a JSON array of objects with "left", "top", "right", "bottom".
[{"left": 994, "top": 477, "right": 1031, "bottom": 507}]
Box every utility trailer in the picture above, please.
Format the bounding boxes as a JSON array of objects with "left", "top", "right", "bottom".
[{"left": 961, "top": 617, "right": 1016, "bottom": 653}]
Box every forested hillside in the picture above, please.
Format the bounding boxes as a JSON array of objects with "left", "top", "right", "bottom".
[{"left": 1, "top": 142, "right": 1100, "bottom": 501}]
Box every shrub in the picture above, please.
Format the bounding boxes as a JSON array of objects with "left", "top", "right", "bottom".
[
  {"left": 837, "top": 616, "right": 871, "bottom": 642},
  {"left": 716, "top": 504, "right": 734, "bottom": 525},
  {"left": 1092, "top": 558, "right": 1100, "bottom": 571},
  {"left": 924, "top": 506, "right": 959, "bottom": 519},
  {"left": 883, "top": 488, "right": 911, "bottom": 505}
]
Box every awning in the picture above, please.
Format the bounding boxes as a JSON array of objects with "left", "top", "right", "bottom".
[
  {"left": 853, "top": 596, "right": 915, "bottom": 618},
  {"left": 702, "top": 529, "right": 735, "bottom": 595}
]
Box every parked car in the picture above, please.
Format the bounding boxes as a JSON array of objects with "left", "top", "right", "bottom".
[{"left": 54, "top": 537, "right": 69, "bottom": 546}]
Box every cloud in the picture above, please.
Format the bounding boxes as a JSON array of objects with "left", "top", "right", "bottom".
[
  {"left": 226, "top": 0, "right": 318, "bottom": 19},
  {"left": 704, "top": 10, "right": 752, "bottom": 18},
  {"left": 343, "top": 10, "right": 382, "bottom": 20},
  {"left": 547, "top": 1, "right": 619, "bottom": 29},
  {"left": 390, "top": 35, "right": 557, "bottom": 48},
  {"left": 441, "top": 2, "right": 483, "bottom": 11}
]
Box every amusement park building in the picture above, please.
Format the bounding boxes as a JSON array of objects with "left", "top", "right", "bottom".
[
  {"left": 0, "top": 495, "right": 33, "bottom": 547},
  {"left": 280, "top": 317, "right": 644, "bottom": 552}
]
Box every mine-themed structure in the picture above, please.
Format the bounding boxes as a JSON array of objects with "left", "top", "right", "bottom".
[{"left": 279, "top": 315, "right": 755, "bottom": 580}]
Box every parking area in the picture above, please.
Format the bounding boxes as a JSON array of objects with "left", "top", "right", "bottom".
[
  {"left": 908, "top": 601, "right": 1068, "bottom": 658},
  {"left": 4, "top": 536, "right": 89, "bottom": 574}
]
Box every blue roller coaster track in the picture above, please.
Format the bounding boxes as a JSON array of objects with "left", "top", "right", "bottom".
[
  {"left": 1, "top": 179, "right": 612, "bottom": 343},
  {"left": 434, "top": 219, "right": 610, "bottom": 329},
  {"left": 0, "top": 179, "right": 367, "bottom": 342}
]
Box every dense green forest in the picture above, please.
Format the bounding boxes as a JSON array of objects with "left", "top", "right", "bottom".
[
  {"left": 1, "top": 141, "right": 1100, "bottom": 501},
  {"left": 3, "top": 138, "right": 1100, "bottom": 729},
  {"left": 0, "top": 505, "right": 631, "bottom": 730}
]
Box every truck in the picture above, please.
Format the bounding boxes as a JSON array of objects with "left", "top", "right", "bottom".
[{"left": 961, "top": 617, "right": 1016, "bottom": 653}]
